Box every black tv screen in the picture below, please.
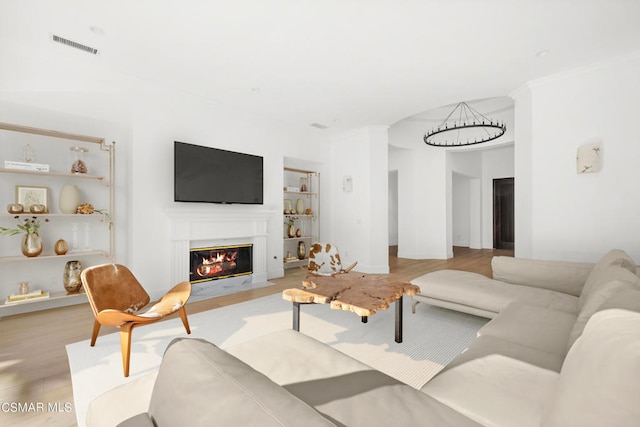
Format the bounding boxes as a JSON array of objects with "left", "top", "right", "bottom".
[{"left": 174, "top": 141, "right": 264, "bottom": 204}]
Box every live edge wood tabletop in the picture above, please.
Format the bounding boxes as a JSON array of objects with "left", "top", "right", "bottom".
[{"left": 282, "top": 273, "right": 420, "bottom": 343}]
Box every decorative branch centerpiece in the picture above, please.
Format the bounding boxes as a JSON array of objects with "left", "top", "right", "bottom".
[{"left": 0, "top": 216, "right": 49, "bottom": 257}]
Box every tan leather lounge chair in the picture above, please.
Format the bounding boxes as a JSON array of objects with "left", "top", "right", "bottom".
[{"left": 80, "top": 263, "right": 192, "bottom": 377}]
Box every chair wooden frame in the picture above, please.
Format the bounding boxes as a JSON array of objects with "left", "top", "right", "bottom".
[{"left": 81, "top": 264, "right": 192, "bottom": 377}]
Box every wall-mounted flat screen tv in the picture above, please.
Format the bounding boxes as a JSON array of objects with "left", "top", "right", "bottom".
[{"left": 174, "top": 141, "right": 264, "bottom": 205}]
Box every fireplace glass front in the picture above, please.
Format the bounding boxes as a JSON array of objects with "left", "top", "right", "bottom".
[{"left": 189, "top": 244, "right": 253, "bottom": 284}]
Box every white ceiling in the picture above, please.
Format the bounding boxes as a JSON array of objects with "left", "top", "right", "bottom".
[{"left": 2, "top": 0, "right": 640, "bottom": 134}]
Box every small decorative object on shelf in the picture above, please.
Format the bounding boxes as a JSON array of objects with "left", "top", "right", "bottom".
[
  {"left": 54, "top": 239, "right": 69, "bottom": 255},
  {"left": 296, "top": 228, "right": 302, "bottom": 237},
  {"left": 4, "top": 160, "right": 49, "bottom": 172},
  {"left": 59, "top": 184, "right": 80, "bottom": 214},
  {"left": 76, "top": 203, "right": 94, "bottom": 214},
  {"left": 22, "top": 233, "right": 43, "bottom": 257},
  {"left": 19, "top": 281, "right": 30, "bottom": 295},
  {"left": 70, "top": 146, "right": 88, "bottom": 173},
  {"left": 0, "top": 216, "right": 48, "bottom": 257},
  {"left": 296, "top": 198, "right": 305, "bottom": 214},
  {"left": 22, "top": 143, "right": 35, "bottom": 163},
  {"left": 5, "top": 289, "right": 49, "bottom": 304},
  {"left": 284, "top": 217, "right": 295, "bottom": 238},
  {"left": 283, "top": 199, "right": 293, "bottom": 214},
  {"left": 63, "top": 260, "right": 83, "bottom": 294},
  {"left": 16, "top": 185, "right": 49, "bottom": 213},
  {"left": 297, "top": 241, "right": 306, "bottom": 260},
  {"left": 300, "top": 177, "right": 309, "bottom": 192},
  {"left": 7, "top": 203, "right": 23, "bottom": 214},
  {"left": 29, "top": 203, "right": 46, "bottom": 214}
]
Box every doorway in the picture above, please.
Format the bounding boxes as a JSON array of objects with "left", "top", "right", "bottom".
[{"left": 493, "top": 177, "right": 514, "bottom": 250}]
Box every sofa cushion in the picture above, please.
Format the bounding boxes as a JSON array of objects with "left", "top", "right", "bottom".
[
  {"left": 147, "top": 338, "right": 335, "bottom": 427},
  {"left": 286, "top": 370, "right": 483, "bottom": 427},
  {"left": 116, "top": 413, "right": 155, "bottom": 427},
  {"left": 225, "top": 329, "right": 374, "bottom": 384},
  {"left": 542, "top": 309, "right": 640, "bottom": 427},
  {"left": 227, "top": 330, "right": 482, "bottom": 427},
  {"left": 477, "top": 302, "right": 577, "bottom": 356},
  {"left": 423, "top": 353, "right": 559, "bottom": 427},
  {"left": 578, "top": 249, "right": 637, "bottom": 309},
  {"left": 567, "top": 272, "right": 640, "bottom": 350},
  {"left": 598, "top": 288, "right": 640, "bottom": 312},
  {"left": 437, "top": 334, "right": 565, "bottom": 373},
  {"left": 491, "top": 256, "right": 593, "bottom": 297},
  {"left": 411, "top": 270, "right": 579, "bottom": 317}
]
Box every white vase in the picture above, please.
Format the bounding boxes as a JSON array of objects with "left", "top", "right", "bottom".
[
  {"left": 296, "top": 198, "right": 305, "bottom": 215},
  {"left": 59, "top": 185, "right": 80, "bottom": 214}
]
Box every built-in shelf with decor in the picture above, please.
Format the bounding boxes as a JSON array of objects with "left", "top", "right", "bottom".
[
  {"left": 0, "top": 121, "right": 115, "bottom": 315},
  {"left": 283, "top": 168, "right": 320, "bottom": 269}
]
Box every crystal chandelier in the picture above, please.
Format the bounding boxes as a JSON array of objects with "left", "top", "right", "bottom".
[{"left": 423, "top": 102, "right": 506, "bottom": 147}]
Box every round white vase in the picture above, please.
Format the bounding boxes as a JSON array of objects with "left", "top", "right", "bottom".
[{"left": 59, "top": 185, "right": 80, "bottom": 214}]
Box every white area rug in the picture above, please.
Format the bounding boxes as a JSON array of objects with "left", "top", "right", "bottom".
[{"left": 66, "top": 293, "right": 488, "bottom": 427}]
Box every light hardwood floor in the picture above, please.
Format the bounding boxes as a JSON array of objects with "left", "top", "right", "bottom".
[{"left": 0, "top": 246, "right": 512, "bottom": 426}]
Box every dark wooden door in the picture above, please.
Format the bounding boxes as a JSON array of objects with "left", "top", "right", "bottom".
[{"left": 493, "top": 178, "right": 514, "bottom": 250}]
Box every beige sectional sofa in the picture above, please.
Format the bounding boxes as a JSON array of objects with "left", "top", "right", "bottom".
[
  {"left": 86, "top": 249, "right": 640, "bottom": 426},
  {"left": 413, "top": 248, "right": 640, "bottom": 426}
]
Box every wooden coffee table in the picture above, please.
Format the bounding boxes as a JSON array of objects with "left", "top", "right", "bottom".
[{"left": 282, "top": 274, "right": 420, "bottom": 343}]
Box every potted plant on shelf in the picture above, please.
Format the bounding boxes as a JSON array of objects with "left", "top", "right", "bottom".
[
  {"left": 0, "top": 216, "right": 49, "bottom": 257},
  {"left": 284, "top": 217, "right": 296, "bottom": 238}
]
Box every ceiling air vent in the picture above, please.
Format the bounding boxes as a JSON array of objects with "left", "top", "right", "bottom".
[
  {"left": 51, "top": 34, "right": 99, "bottom": 55},
  {"left": 310, "top": 122, "right": 329, "bottom": 129}
]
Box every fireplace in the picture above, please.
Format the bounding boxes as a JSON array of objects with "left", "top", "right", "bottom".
[
  {"left": 189, "top": 244, "right": 253, "bottom": 284},
  {"left": 165, "top": 207, "right": 272, "bottom": 288}
]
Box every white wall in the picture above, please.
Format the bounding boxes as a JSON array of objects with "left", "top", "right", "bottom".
[
  {"left": 513, "top": 52, "right": 640, "bottom": 262},
  {"left": 127, "top": 84, "right": 328, "bottom": 295},
  {"left": 388, "top": 169, "right": 398, "bottom": 246},
  {"left": 0, "top": 88, "right": 328, "bottom": 301},
  {"left": 452, "top": 172, "right": 471, "bottom": 247},
  {"left": 481, "top": 146, "right": 515, "bottom": 248},
  {"left": 447, "top": 145, "right": 514, "bottom": 252},
  {"left": 329, "top": 126, "right": 389, "bottom": 273},
  {"left": 389, "top": 146, "right": 449, "bottom": 259}
]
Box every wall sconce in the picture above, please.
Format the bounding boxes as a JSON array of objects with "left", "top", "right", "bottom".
[
  {"left": 576, "top": 142, "right": 601, "bottom": 174},
  {"left": 342, "top": 176, "right": 353, "bottom": 192}
]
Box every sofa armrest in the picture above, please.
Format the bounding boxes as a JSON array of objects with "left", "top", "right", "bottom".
[
  {"left": 491, "top": 257, "right": 594, "bottom": 297},
  {"left": 86, "top": 371, "right": 157, "bottom": 427},
  {"left": 148, "top": 338, "right": 335, "bottom": 426}
]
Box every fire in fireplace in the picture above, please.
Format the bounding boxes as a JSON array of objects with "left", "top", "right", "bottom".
[{"left": 189, "top": 244, "right": 253, "bottom": 283}]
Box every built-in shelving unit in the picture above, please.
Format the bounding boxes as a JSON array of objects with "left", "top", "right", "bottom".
[
  {"left": 283, "top": 167, "right": 319, "bottom": 269},
  {"left": 0, "top": 121, "right": 115, "bottom": 314}
]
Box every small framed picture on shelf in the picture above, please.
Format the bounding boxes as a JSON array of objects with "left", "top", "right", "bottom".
[{"left": 15, "top": 185, "right": 49, "bottom": 213}]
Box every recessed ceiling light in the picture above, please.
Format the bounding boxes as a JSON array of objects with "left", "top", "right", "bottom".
[
  {"left": 535, "top": 49, "right": 551, "bottom": 58},
  {"left": 90, "top": 25, "right": 106, "bottom": 36}
]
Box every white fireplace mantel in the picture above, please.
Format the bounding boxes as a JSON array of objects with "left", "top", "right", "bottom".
[{"left": 164, "top": 207, "right": 275, "bottom": 285}]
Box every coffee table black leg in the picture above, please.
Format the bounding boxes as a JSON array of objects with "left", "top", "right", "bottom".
[
  {"left": 361, "top": 316, "right": 368, "bottom": 323},
  {"left": 395, "top": 295, "right": 403, "bottom": 343},
  {"left": 293, "top": 302, "right": 301, "bottom": 331}
]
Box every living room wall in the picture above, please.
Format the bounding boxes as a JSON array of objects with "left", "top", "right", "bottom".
[
  {"left": 513, "top": 52, "right": 640, "bottom": 262},
  {"left": 328, "top": 126, "right": 390, "bottom": 273},
  {"left": 0, "top": 87, "right": 329, "bottom": 301},
  {"left": 126, "top": 83, "right": 330, "bottom": 296}
]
